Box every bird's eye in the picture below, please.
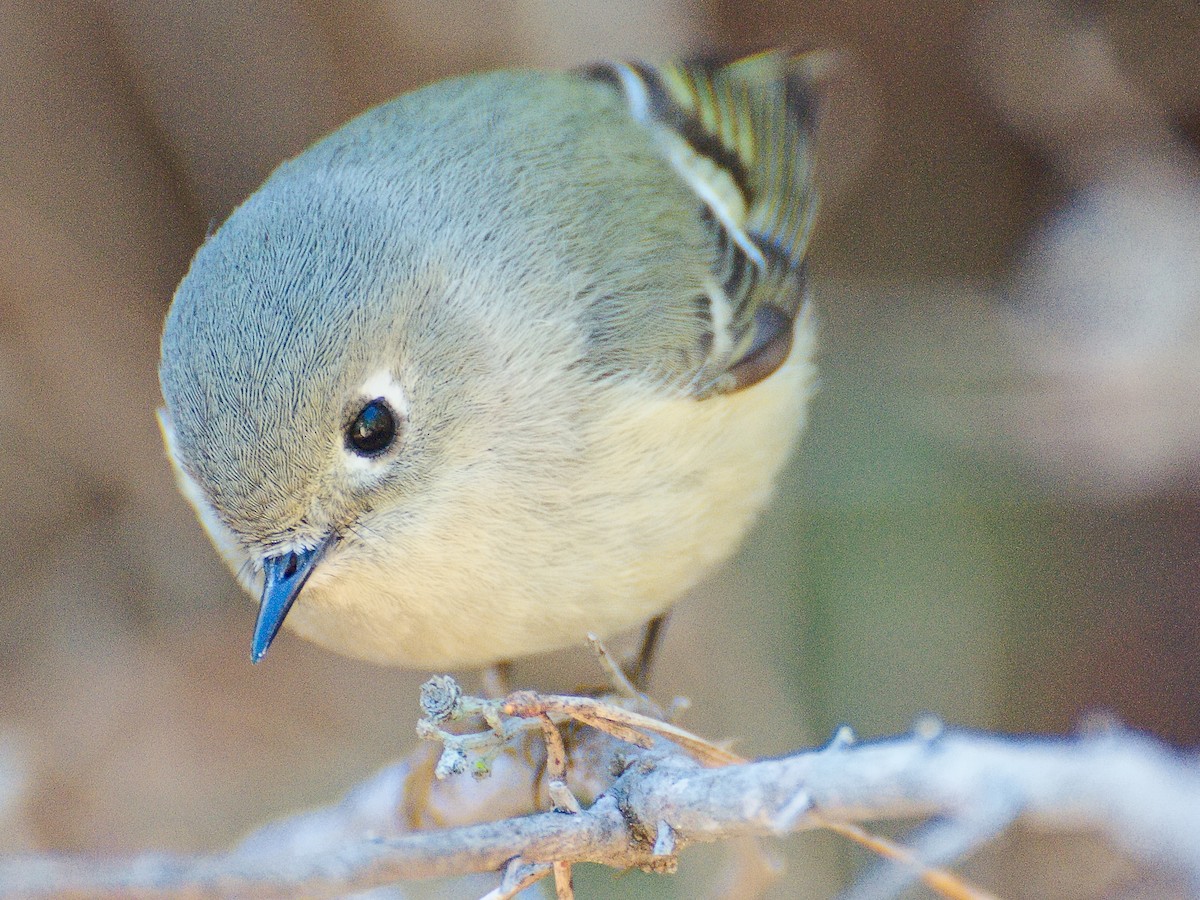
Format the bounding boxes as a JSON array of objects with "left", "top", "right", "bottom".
[{"left": 346, "top": 398, "right": 398, "bottom": 457}]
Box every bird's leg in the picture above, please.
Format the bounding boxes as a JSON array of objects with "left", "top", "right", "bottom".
[
  {"left": 481, "top": 659, "right": 513, "bottom": 699},
  {"left": 628, "top": 613, "right": 669, "bottom": 691}
]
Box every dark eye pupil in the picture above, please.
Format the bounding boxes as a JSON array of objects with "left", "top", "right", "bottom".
[{"left": 346, "top": 399, "right": 397, "bottom": 457}]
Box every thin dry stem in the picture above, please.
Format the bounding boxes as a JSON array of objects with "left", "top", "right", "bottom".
[
  {"left": 503, "top": 691, "right": 742, "bottom": 766},
  {"left": 585, "top": 633, "right": 643, "bottom": 699},
  {"left": 552, "top": 860, "right": 574, "bottom": 899},
  {"left": 479, "top": 858, "right": 551, "bottom": 900},
  {"left": 814, "top": 817, "right": 1001, "bottom": 900}
]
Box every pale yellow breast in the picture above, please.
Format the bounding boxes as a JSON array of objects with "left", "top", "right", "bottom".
[{"left": 286, "top": 317, "right": 816, "bottom": 668}]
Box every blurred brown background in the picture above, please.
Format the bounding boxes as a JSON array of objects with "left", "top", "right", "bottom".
[{"left": 2, "top": 1, "right": 1199, "bottom": 897}]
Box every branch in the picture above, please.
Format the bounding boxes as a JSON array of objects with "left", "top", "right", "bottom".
[{"left": 2, "top": 689, "right": 1198, "bottom": 899}]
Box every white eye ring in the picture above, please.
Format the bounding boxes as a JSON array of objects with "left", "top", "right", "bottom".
[{"left": 342, "top": 370, "right": 409, "bottom": 475}]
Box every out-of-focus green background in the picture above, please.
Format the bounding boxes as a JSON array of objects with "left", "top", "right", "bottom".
[{"left": 2, "top": 1, "right": 1199, "bottom": 897}]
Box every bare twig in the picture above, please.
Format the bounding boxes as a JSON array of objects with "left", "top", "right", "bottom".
[
  {"left": 585, "top": 633, "right": 643, "bottom": 700},
  {"left": 2, "top": 687, "right": 1199, "bottom": 899},
  {"left": 478, "top": 857, "right": 551, "bottom": 900},
  {"left": 552, "top": 859, "right": 574, "bottom": 899},
  {"left": 815, "top": 819, "right": 1001, "bottom": 900},
  {"left": 502, "top": 690, "right": 742, "bottom": 767},
  {"left": 539, "top": 714, "right": 581, "bottom": 815}
]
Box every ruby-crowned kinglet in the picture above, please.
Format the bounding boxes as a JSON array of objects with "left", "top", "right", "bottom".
[{"left": 158, "top": 52, "right": 822, "bottom": 669}]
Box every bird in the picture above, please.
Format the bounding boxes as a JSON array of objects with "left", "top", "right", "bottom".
[{"left": 158, "top": 51, "right": 823, "bottom": 672}]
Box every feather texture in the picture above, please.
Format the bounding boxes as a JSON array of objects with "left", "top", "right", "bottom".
[
  {"left": 159, "top": 57, "right": 822, "bottom": 667},
  {"left": 583, "top": 51, "right": 824, "bottom": 396}
]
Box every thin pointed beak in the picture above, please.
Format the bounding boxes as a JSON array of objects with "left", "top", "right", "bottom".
[{"left": 252, "top": 536, "right": 334, "bottom": 663}]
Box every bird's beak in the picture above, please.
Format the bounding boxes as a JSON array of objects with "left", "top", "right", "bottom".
[{"left": 252, "top": 536, "right": 335, "bottom": 663}]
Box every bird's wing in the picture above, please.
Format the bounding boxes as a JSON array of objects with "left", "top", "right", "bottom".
[{"left": 583, "top": 51, "right": 825, "bottom": 397}]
